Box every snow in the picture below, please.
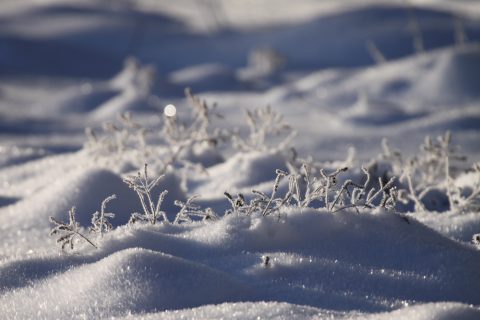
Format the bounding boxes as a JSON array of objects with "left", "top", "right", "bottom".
[{"left": 1, "top": 0, "right": 480, "bottom": 318}]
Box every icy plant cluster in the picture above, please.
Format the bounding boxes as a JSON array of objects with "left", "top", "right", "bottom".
[
  {"left": 375, "top": 131, "right": 479, "bottom": 214},
  {"left": 50, "top": 207, "right": 99, "bottom": 250},
  {"left": 51, "top": 91, "right": 480, "bottom": 251},
  {"left": 232, "top": 105, "right": 296, "bottom": 153},
  {"left": 85, "top": 112, "right": 148, "bottom": 163},
  {"left": 49, "top": 164, "right": 217, "bottom": 251},
  {"left": 223, "top": 164, "right": 402, "bottom": 221}
]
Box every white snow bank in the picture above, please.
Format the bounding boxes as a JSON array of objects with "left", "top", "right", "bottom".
[
  {"left": 2, "top": 208, "right": 479, "bottom": 317},
  {"left": 414, "top": 45, "right": 480, "bottom": 105},
  {"left": 0, "top": 168, "right": 139, "bottom": 228},
  {"left": 192, "top": 151, "right": 288, "bottom": 197},
  {"left": 120, "top": 301, "right": 480, "bottom": 320},
  {"left": 0, "top": 248, "right": 249, "bottom": 319}
]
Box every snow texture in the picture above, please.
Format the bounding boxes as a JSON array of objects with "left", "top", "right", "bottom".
[{"left": 1, "top": 0, "right": 480, "bottom": 319}]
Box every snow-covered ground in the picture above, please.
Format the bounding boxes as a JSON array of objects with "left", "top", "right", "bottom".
[{"left": 1, "top": 1, "right": 480, "bottom": 319}]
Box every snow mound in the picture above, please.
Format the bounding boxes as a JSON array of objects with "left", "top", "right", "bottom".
[
  {"left": 0, "top": 168, "right": 139, "bottom": 228},
  {"left": 121, "top": 301, "right": 480, "bottom": 320},
  {"left": 89, "top": 58, "right": 160, "bottom": 121},
  {"left": 0, "top": 248, "right": 249, "bottom": 318},
  {"left": 415, "top": 45, "right": 480, "bottom": 104},
  {"left": 89, "top": 89, "right": 156, "bottom": 122},
  {"left": 347, "top": 92, "right": 415, "bottom": 125},
  {"left": 265, "top": 5, "right": 467, "bottom": 70},
  {"left": 169, "top": 63, "right": 239, "bottom": 92},
  {"left": 51, "top": 85, "right": 119, "bottom": 114},
  {"left": 192, "top": 151, "right": 288, "bottom": 197},
  {"left": 2, "top": 202, "right": 480, "bottom": 317},
  {"left": 1, "top": 167, "right": 188, "bottom": 229}
]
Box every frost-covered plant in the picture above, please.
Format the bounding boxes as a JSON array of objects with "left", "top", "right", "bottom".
[
  {"left": 448, "top": 162, "right": 480, "bottom": 213},
  {"left": 453, "top": 16, "right": 468, "bottom": 48},
  {"left": 84, "top": 112, "right": 148, "bottom": 162},
  {"left": 90, "top": 194, "right": 116, "bottom": 237},
  {"left": 156, "top": 88, "right": 230, "bottom": 186},
  {"left": 224, "top": 163, "right": 401, "bottom": 218},
  {"left": 262, "top": 255, "right": 271, "bottom": 267},
  {"left": 379, "top": 138, "right": 404, "bottom": 177},
  {"left": 124, "top": 164, "right": 168, "bottom": 225},
  {"left": 161, "top": 88, "right": 228, "bottom": 159},
  {"left": 224, "top": 192, "right": 248, "bottom": 215},
  {"left": 248, "top": 47, "right": 286, "bottom": 76},
  {"left": 257, "top": 169, "right": 292, "bottom": 217},
  {"left": 232, "top": 105, "right": 296, "bottom": 153},
  {"left": 472, "top": 233, "right": 480, "bottom": 247},
  {"left": 292, "top": 164, "right": 400, "bottom": 212},
  {"left": 414, "top": 131, "right": 466, "bottom": 188},
  {"left": 173, "top": 195, "right": 218, "bottom": 224},
  {"left": 224, "top": 170, "right": 291, "bottom": 217},
  {"left": 50, "top": 207, "right": 97, "bottom": 251},
  {"left": 366, "top": 40, "right": 386, "bottom": 64},
  {"left": 378, "top": 131, "right": 467, "bottom": 212}
]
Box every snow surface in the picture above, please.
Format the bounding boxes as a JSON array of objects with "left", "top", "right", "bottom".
[{"left": 1, "top": 0, "right": 480, "bottom": 319}]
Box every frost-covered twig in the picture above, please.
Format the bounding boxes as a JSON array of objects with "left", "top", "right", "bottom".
[
  {"left": 320, "top": 167, "right": 348, "bottom": 210},
  {"left": 174, "top": 195, "right": 218, "bottom": 224},
  {"left": 224, "top": 171, "right": 292, "bottom": 217},
  {"left": 366, "top": 40, "right": 386, "bottom": 64},
  {"left": 232, "top": 105, "right": 296, "bottom": 153},
  {"left": 330, "top": 179, "right": 364, "bottom": 211},
  {"left": 124, "top": 163, "right": 168, "bottom": 224},
  {"left": 262, "top": 169, "right": 288, "bottom": 216},
  {"left": 50, "top": 207, "right": 97, "bottom": 251},
  {"left": 84, "top": 112, "right": 148, "bottom": 161},
  {"left": 162, "top": 88, "right": 228, "bottom": 156},
  {"left": 377, "top": 131, "right": 467, "bottom": 213},
  {"left": 224, "top": 192, "right": 247, "bottom": 215},
  {"left": 452, "top": 162, "right": 480, "bottom": 213},
  {"left": 364, "top": 176, "right": 396, "bottom": 208},
  {"left": 90, "top": 194, "right": 116, "bottom": 237}
]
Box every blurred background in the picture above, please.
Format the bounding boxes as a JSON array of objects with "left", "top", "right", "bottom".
[{"left": 1, "top": 0, "right": 480, "bottom": 164}]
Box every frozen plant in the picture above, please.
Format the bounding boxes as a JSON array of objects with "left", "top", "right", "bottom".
[
  {"left": 366, "top": 40, "right": 387, "bottom": 64},
  {"left": 260, "top": 169, "right": 291, "bottom": 216},
  {"left": 415, "top": 131, "right": 466, "bottom": 189},
  {"left": 406, "top": 4, "right": 425, "bottom": 53},
  {"left": 173, "top": 195, "right": 218, "bottom": 224},
  {"left": 254, "top": 164, "right": 401, "bottom": 214},
  {"left": 378, "top": 131, "right": 466, "bottom": 212},
  {"left": 472, "top": 233, "right": 480, "bottom": 247},
  {"left": 124, "top": 163, "right": 169, "bottom": 225},
  {"left": 224, "top": 169, "right": 292, "bottom": 218},
  {"left": 448, "top": 162, "right": 480, "bottom": 213},
  {"left": 278, "top": 164, "right": 349, "bottom": 210},
  {"left": 248, "top": 47, "right": 286, "bottom": 76},
  {"left": 262, "top": 255, "right": 271, "bottom": 267},
  {"left": 224, "top": 192, "right": 248, "bottom": 215},
  {"left": 232, "top": 105, "right": 296, "bottom": 153},
  {"left": 156, "top": 89, "right": 230, "bottom": 189},
  {"left": 50, "top": 207, "right": 97, "bottom": 251},
  {"left": 161, "top": 88, "right": 228, "bottom": 161},
  {"left": 84, "top": 112, "right": 148, "bottom": 163},
  {"left": 90, "top": 194, "right": 117, "bottom": 237},
  {"left": 379, "top": 138, "right": 404, "bottom": 177},
  {"left": 256, "top": 169, "right": 294, "bottom": 217},
  {"left": 453, "top": 15, "right": 468, "bottom": 48}
]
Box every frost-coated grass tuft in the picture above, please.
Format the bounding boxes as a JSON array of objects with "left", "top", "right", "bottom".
[
  {"left": 123, "top": 164, "right": 168, "bottom": 225},
  {"left": 50, "top": 207, "right": 97, "bottom": 251},
  {"left": 90, "top": 194, "right": 117, "bottom": 237}
]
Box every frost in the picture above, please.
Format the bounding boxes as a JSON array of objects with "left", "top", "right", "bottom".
[
  {"left": 123, "top": 164, "right": 168, "bottom": 225},
  {"left": 50, "top": 207, "right": 97, "bottom": 251},
  {"left": 90, "top": 194, "right": 117, "bottom": 237}
]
